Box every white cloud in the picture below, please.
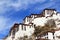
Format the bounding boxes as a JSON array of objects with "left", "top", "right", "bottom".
[
  {"left": 35, "top": 2, "right": 55, "bottom": 10},
  {"left": 0, "top": 0, "right": 47, "bottom": 14},
  {"left": 0, "top": 16, "right": 10, "bottom": 31},
  {"left": 0, "top": 16, "right": 23, "bottom": 32}
]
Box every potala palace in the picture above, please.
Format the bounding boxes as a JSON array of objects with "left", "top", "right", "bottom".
[{"left": 4, "top": 8, "right": 60, "bottom": 40}]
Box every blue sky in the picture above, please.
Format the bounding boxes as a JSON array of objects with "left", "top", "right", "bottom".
[{"left": 0, "top": 0, "right": 60, "bottom": 39}]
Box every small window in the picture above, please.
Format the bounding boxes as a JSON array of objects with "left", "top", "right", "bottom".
[
  {"left": 34, "top": 25, "right": 36, "bottom": 28},
  {"left": 22, "top": 25, "right": 23, "bottom": 30},
  {"left": 17, "top": 27, "right": 19, "bottom": 31},
  {"left": 24, "top": 26, "right": 26, "bottom": 31},
  {"left": 12, "top": 30, "right": 15, "bottom": 35},
  {"left": 30, "top": 26, "right": 31, "bottom": 28},
  {"left": 27, "top": 19, "right": 28, "bottom": 22}
]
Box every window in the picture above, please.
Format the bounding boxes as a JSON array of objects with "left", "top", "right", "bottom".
[
  {"left": 47, "top": 10, "right": 53, "bottom": 15},
  {"left": 12, "top": 29, "right": 15, "bottom": 35},
  {"left": 34, "top": 25, "right": 36, "bottom": 28},
  {"left": 24, "top": 26, "right": 26, "bottom": 31},
  {"left": 27, "top": 18, "right": 29, "bottom": 22},
  {"left": 30, "top": 26, "right": 31, "bottom": 28},
  {"left": 12, "top": 30, "right": 15, "bottom": 38},
  {"left": 17, "top": 26, "right": 19, "bottom": 31},
  {"left": 22, "top": 25, "right": 23, "bottom": 30},
  {"left": 47, "top": 11, "right": 50, "bottom": 14}
]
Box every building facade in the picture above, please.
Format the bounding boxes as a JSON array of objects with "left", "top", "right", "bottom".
[{"left": 4, "top": 8, "right": 60, "bottom": 40}]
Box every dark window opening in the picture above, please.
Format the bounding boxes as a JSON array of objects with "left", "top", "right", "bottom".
[
  {"left": 12, "top": 29, "right": 15, "bottom": 36},
  {"left": 24, "top": 26, "right": 26, "bottom": 31},
  {"left": 22, "top": 25, "right": 23, "bottom": 30}
]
